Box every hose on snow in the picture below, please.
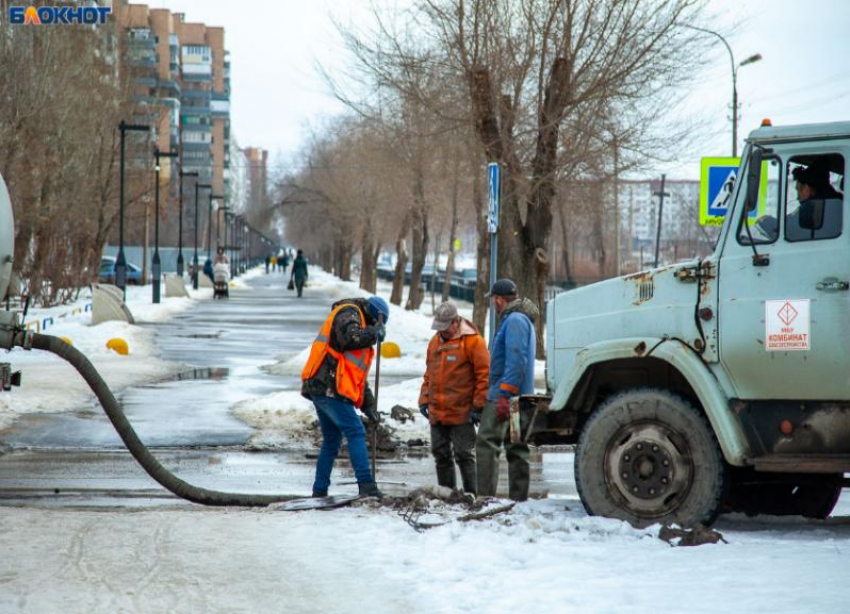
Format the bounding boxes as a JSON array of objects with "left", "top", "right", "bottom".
[{"left": 25, "top": 332, "right": 297, "bottom": 507}]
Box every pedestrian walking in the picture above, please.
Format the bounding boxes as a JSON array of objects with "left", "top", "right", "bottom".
[
  {"left": 301, "top": 296, "right": 390, "bottom": 498},
  {"left": 290, "top": 249, "right": 309, "bottom": 297},
  {"left": 281, "top": 252, "right": 290, "bottom": 274},
  {"left": 476, "top": 278, "right": 539, "bottom": 501},
  {"left": 270, "top": 254, "right": 278, "bottom": 272},
  {"left": 419, "top": 301, "right": 490, "bottom": 494},
  {"left": 264, "top": 254, "right": 270, "bottom": 274}
]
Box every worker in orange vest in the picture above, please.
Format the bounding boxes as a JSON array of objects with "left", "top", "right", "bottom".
[{"left": 301, "top": 296, "right": 389, "bottom": 498}]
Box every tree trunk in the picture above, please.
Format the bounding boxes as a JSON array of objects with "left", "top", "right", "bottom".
[
  {"left": 442, "top": 161, "right": 460, "bottom": 303},
  {"left": 430, "top": 229, "right": 441, "bottom": 312},
  {"left": 390, "top": 212, "right": 410, "bottom": 305},
  {"left": 359, "top": 217, "right": 377, "bottom": 293},
  {"left": 472, "top": 161, "right": 489, "bottom": 333},
  {"left": 405, "top": 202, "right": 429, "bottom": 311},
  {"left": 557, "top": 196, "right": 572, "bottom": 283}
]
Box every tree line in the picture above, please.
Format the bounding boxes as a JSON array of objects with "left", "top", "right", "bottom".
[{"left": 276, "top": 0, "right": 717, "bottom": 347}]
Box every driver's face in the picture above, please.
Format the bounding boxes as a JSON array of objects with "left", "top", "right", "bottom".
[{"left": 796, "top": 182, "right": 815, "bottom": 201}]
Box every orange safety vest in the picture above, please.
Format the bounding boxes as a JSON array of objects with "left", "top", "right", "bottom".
[{"left": 301, "top": 303, "right": 375, "bottom": 407}]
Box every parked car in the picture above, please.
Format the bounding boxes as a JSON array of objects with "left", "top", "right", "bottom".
[{"left": 99, "top": 258, "right": 143, "bottom": 285}]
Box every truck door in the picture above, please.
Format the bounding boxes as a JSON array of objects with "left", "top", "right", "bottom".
[{"left": 718, "top": 148, "right": 849, "bottom": 400}]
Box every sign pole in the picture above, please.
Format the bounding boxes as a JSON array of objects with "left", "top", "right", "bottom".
[
  {"left": 487, "top": 163, "right": 500, "bottom": 345},
  {"left": 653, "top": 174, "right": 669, "bottom": 268}
]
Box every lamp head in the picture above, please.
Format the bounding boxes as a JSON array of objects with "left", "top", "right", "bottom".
[{"left": 740, "top": 53, "right": 762, "bottom": 67}]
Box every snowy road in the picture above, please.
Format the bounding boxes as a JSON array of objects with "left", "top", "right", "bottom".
[
  {"left": 0, "top": 272, "right": 573, "bottom": 505},
  {"left": 0, "top": 271, "right": 848, "bottom": 614}
]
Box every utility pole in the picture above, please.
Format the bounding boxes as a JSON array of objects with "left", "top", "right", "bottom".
[
  {"left": 153, "top": 148, "right": 178, "bottom": 303},
  {"left": 117, "top": 121, "right": 150, "bottom": 300},
  {"left": 653, "top": 175, "right": 670, "bottom": 268},
  {"left": 613, "top": 133, "right": 621, "bottom": 277},
  {"left": 177, "top": 170, "right": 198, "bottom": 277}
]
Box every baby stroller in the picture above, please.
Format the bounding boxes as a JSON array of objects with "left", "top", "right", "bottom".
[{"left": 213, "top": 262, "right": 230, "bottom": 299}]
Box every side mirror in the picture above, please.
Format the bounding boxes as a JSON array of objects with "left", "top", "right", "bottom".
[
  {"left": 799, "top": 199, "right": 826, "bottom": 231},
  {"left": 745, "top": 147, "right": 763, "bottom": 213}
]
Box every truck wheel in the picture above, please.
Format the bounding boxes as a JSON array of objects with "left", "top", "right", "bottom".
[
  {"left": 575, "top": 388, "right": 726, "bottom": 528},
  {"left": 726, "top": 471, "right": 842, "bottom": 519}
]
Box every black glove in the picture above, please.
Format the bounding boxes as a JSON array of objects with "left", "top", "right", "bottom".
[
  {"left": 469, "top": 408, "right": 482, "bottom": 426},
  {"left": 362, "top": 400, "right": 380, "bottom": 425},
  {"left": 371, "top": 321, "right": 386, "bottom": 343},
  {"left": 419, "top": 404, "right": 429, "bottom": 419}
]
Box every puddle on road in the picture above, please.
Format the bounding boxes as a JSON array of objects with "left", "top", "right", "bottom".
[
  {"left": 177, "top": 332, "right": 223, "bottom": 339},
  {"left": 162, "top": 367, "right": 231, "bottom": 382}
]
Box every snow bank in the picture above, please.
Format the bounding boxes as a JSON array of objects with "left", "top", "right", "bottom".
[
  {"left": 233, "top": 377, "right": 430, "bottom": 449},
  {"left": 0, "top": 283, "right": 200, "bottom": 430}
]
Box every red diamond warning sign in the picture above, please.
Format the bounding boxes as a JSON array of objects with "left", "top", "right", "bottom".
[
  {"left": 766, "top": 299, "right": 810, "bottom": 351},
  {"left": 777, "top": 301, "right": 798, "bottom": 326}
]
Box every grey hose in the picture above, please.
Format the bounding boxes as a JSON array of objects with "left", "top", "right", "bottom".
[{"left": 27, "top": 332, "right": 296, "bottom": 506}]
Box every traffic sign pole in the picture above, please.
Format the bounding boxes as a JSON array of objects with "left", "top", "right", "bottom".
[{"left": 487, "top": 163, "right": 500, "bottom": 345}]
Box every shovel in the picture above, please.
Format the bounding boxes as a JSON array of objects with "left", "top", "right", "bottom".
[{"left": 371, "top": 314, "right": 383, "bottom": 479}]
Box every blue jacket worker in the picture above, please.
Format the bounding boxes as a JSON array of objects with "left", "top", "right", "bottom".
[{"left": 476, "top": 278, "right": 539, "bottom": 501}]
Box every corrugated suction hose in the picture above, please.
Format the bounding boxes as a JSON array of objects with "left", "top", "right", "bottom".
[{"left": 27, "top": 332, "right": 296, "bottom": 506}]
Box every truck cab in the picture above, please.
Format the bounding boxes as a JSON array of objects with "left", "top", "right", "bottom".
[{"left": 543, "top": 121, "right": 849, "bottom": 527}]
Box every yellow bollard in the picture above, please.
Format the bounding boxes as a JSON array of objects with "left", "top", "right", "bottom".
[
  {"left": 106, "top": 337, "right": 129, "bottom": 356},
  {"left": 380, "top": 341, "right": 401, "bottom": 359}
]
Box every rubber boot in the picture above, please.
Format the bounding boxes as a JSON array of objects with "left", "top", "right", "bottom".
[
  {"left": 312, "top": 490, "right": 328, "bottom": 498},
  {"left": 358, "top": 481, "right": 384, "bottom": 499},
  {"left": 436, "top": 463, "right": 457, "bottom": 490},
  {"left": 459, "top": 462, "right": 477, "bottom": 496}
]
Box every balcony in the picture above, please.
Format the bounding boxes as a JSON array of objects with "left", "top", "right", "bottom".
[
  {"left": 182, "top": 72, "right": 212, "bottom": 83},
  {"left": 158, "top": 79, "right": 181, "bottom": 95},
  {"left": 181, "top": 107, "right": 211, "bottom": 118},
  {"left": 182, "top": 140, "right": 212, "bottom": 152},
  {"left": 182, "top": 123, "right": 212, "bottom": 133},
  {"left": 134, "top": 76, "right": 157, "bottom": 88},
  {"left": 182, "top": 63, "right": 212, "bottom": 77},
  {"left": 211, "top": 98, "right": 229, "bottom": 116}
]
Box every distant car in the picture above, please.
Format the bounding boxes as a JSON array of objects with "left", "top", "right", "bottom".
[{"left": 99, "top": 258, "right": 142, "bottom": 285}]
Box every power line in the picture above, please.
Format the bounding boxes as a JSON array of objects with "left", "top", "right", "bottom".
[{"left": 748, "top": 67, "right": 850, "bottom": 104}]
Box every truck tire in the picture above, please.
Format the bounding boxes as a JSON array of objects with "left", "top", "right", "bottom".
[
  {"left": 726, "top": 471, "right": 843, "bottom": 519},
  {"left": 575, "top": 388, "right": 726, "bottom": 528}
]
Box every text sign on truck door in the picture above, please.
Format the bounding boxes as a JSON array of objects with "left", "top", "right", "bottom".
[{"left": 765, "top": 299, "right": 810, "bottom": 351}]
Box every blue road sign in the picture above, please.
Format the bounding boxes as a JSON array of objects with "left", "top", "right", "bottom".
[
  {"left": 487, "top": 163, "right": 500, "bottom": 234},
  {"left": 700, "top": 157, "right": 766, "bottom": 226}
]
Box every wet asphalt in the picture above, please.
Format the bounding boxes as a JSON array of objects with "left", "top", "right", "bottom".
[{"left": 0, "top": 271, "right": 576, "bottom": 508}]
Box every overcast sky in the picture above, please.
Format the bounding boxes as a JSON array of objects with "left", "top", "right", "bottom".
[{"left": 156, "top": 0, "right": 850, "bottom": 179}]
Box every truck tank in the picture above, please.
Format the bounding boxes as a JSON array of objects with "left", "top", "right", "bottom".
[{"left": 0, "top": 173, "right": 13, "bottom": 300}]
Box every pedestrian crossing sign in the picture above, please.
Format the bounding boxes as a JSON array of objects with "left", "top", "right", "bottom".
[
  {"left": 700, "top": 157, "right": 739, "bottom": 226},
  {"left": 699, "top": 157, "right": 768, "bottom": 226}
]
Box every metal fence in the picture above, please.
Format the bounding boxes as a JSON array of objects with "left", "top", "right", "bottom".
[{"left": 378, "top": 267, "right": 582, "bottom": 305}]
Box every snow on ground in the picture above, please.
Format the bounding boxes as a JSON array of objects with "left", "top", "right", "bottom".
[
  {"left": 0, "top": 281, "right": 204, "bottom": 430},
  {"left": 1, "top": 265, "right": 849, "bottom": 614},
  {"left": 1, "top": 497, "right": 848, "bottom": 614}
]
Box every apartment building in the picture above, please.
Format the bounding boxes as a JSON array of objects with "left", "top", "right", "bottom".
[{"left": 115, "top": 2, "right": 231, "bottom": 236}]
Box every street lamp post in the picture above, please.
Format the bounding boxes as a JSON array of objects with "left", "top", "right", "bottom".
[
  {"left": 686, "top": 26, "right": 761, "bottom": 157},
  {"left": 194, "top": 183, "right": 212, "bottom": 290},
  {"left": 153, "top": 148, "right": 178, "bottom": 304},
  {"left": 177, "top": 170, "right": 198, "bottom": 277},
  {"left": 117, "top": 121, "right": 150, "bottom": 300},
  {"left": 207, "top": 192, "right": 224, "bottom": 262},
  {"left": 215, "top": 203, "right": 230, "bottom": 247}
]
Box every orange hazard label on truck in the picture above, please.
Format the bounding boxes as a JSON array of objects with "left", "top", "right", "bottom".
[{"left": 765, "top": 299, "right": 810, "bottom": 351}]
